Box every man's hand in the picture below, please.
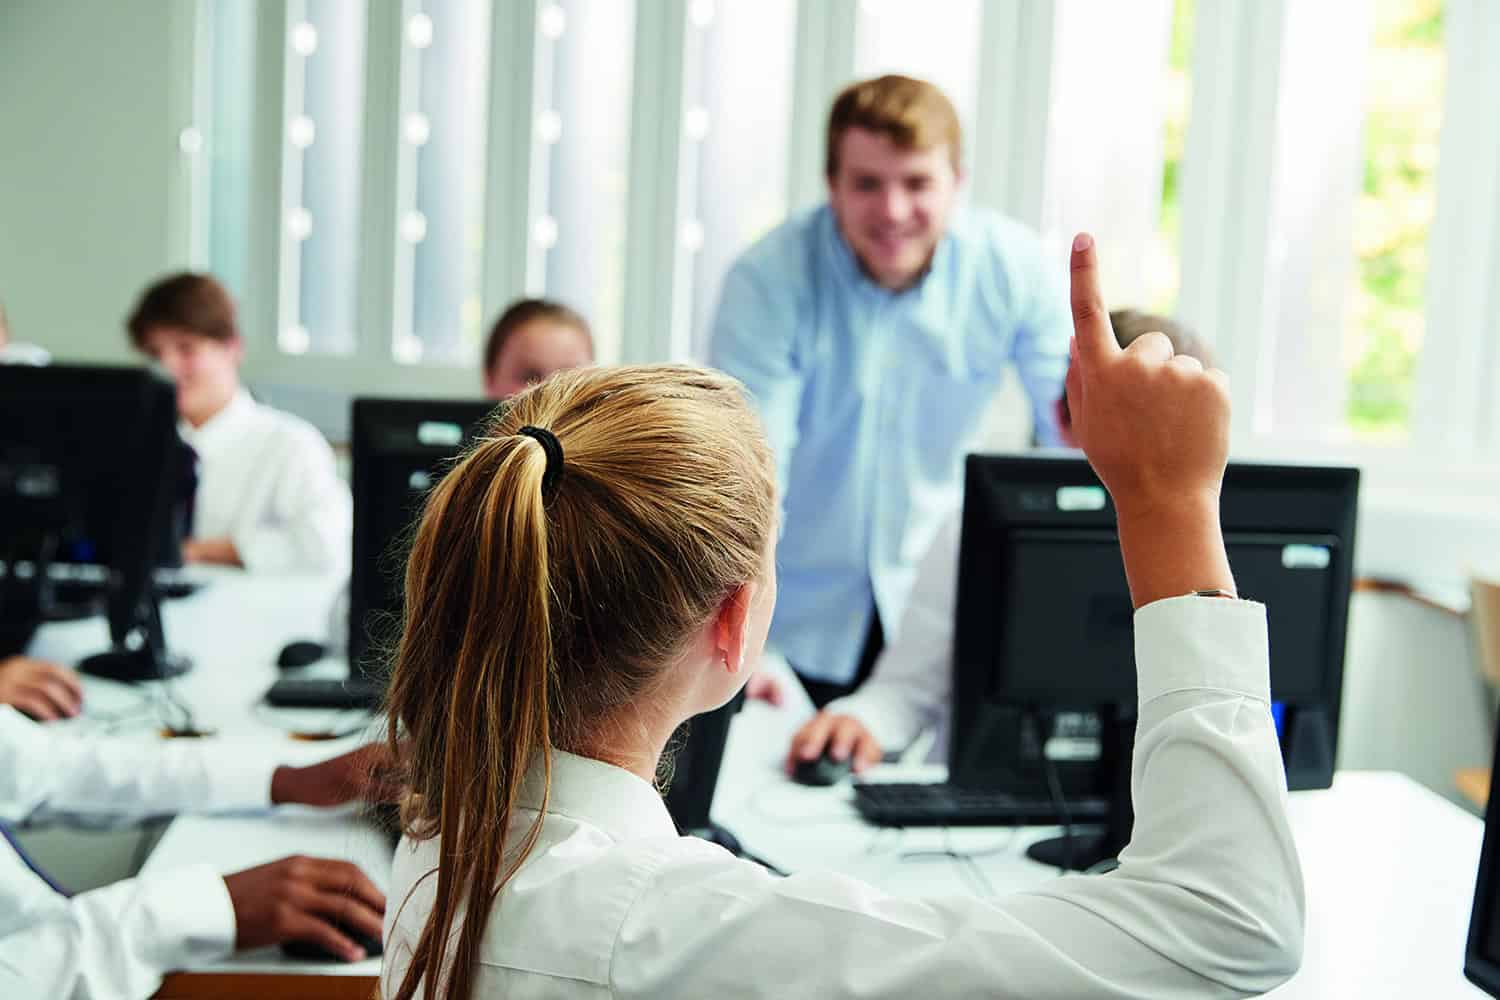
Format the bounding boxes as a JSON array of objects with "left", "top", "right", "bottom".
[
  {"left": 223, "top": 855, "right": 385, "bottom": 961},
  {"left": 744, "top": 670, "right": 785, "bottom": 707},
  {"left": 0, "top": 656, "right": 83, "bottom": 720},
  {"left": 786, "top": 712, "right": 883, "bottom": 774},
  {"left": 182, "top": 537, "right": 242, "bottom": 567},
  {"left": 271, "top": 743, "right": 403, "bottom": 808},
  {"left": 1064, "top": 232, "right": 1236, "bottom": 607}
]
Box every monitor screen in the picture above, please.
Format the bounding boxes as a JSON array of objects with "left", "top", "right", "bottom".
[
  {"left": 0, "top": 364, "right": 184, "bottom": 677},
  {"left": 952, "top": 455, "right": 1358, "bottom": 792},
  {"left": 348, "top": 399, "right": 497, "bottom": 677},
  {"left": 992, "top": 530, "right": 1342, "bottom": 704}
]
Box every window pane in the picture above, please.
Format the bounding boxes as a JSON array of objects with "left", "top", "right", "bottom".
[
  {"left": 1147, "top": 0, "right": 1195, "bottom": 315},
  {"left": 853, "top": 0, "right": 982, "bottom": 142},
  {"left": 394, "top": 0, "right": 492, "bottom": 366},
  {"left": 684, "top": 0, "right": 796, "bottom": 360},
  {"left": 206, "top": 0, "right": 257, "bottom": 300},
  {"left": 534, "top": 0, "right": 637, "bottom": 364},
  {"left": 281, "top": 0, "right": 366, "bottom": 357},
  {"left": 1036, "top": 2, "right": 1173, "bottom": 305},
  {"left": 1344, "top": 0, "right": 1444, "bottom": 439}
]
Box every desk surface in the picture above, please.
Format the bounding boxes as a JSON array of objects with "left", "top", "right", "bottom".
[
  {"left": 714, "top": 700, "right": 1489, "bottom": 999},
  {"left": 34, "top": 572, "right": 1491, "bottom": 998}
]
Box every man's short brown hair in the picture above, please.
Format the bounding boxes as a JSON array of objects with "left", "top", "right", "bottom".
[
  {"left": 126, "top": 273, "right": 238, "bottom": 350},
  {"left": 825, "top": 75, "right": 963, "bottom": 178},
  {"left": 482, "top": 298, "right": 594, "bottom": 375}
]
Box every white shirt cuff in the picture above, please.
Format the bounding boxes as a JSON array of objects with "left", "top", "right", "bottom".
[
  {"left": 192, "top": 744, "right": 280, "bottom": 811},
  {"left": 134, "top": 863, "right": 238, "bottom": 966},
  {"left": 1134, "top": 595, "right": 1270, "bottom": 706}
]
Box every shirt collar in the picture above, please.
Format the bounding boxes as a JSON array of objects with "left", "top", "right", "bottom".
[
  {"left": 179, "top": 388, "right": 255, "bottom": 458},
  {"left": 516, "top": 749, "right": 678, "bottom": 842}
]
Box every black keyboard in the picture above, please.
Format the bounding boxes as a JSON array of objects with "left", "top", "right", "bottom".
[
  {"left": 854, "top": 782, "right": 1109, "bottom": 827},
  {"left": 265, "top": 676, "right": 383, "bottom": 710}
]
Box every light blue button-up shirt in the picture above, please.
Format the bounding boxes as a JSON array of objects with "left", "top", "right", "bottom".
[{"left": 710, "top": 204, "right": 1071, "bottom": 685}]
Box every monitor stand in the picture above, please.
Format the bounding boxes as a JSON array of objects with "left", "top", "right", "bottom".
[
  {"left": 79, "top": 595, "right": 191, "bottom": 683},
  {"left": 1026, "top": 706, "right": 1135, "bottom": 872}
]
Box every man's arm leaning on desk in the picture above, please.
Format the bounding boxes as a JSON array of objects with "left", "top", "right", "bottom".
[
  {"left": 992, "top": 220, "right": 1071, "bottom": 447},
  {"left": 791, "top": 515, "right": 961, "bottom": 770},
  {"left": 708, "top": 258, "right": 805, "bottom": 497}
]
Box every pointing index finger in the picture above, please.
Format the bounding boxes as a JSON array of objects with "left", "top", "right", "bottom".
[{"left": 1069, "top": 233, "right": 1118, "bottom": 364}]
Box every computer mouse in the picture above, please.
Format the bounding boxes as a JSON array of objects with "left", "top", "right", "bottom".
[
  {"left": 790, "top": 751, "right": 853, "bottom": 787},
  {"left": 280, "top": 926, "right": 384, "bottom": 962},
  {"left": 276, "top": 639, "right": 327, "bottom": 669}
]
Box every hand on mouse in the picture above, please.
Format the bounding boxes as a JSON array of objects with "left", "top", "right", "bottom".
[
  {"left": 744, "top": 670, "right": 785, "bottom": 707},
  {"left": 0, "top": 656, "right": 83, "bottom": 721},
  {"left": 271, "top": 743, "right": 404, "bottom": 808},
  {"left": 224, "top": 855, "right": 386, "bottom": 962},
  {"left": 786, "top": 711, "right": 883, "bottom": 774}
]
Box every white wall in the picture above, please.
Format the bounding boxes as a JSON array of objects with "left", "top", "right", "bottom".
[
  {"left": 1339, "top": 591, "right": 1493, "bottom": 811},
  {"left": 0, "top": 0, "right": 190, "bottom": 365}
]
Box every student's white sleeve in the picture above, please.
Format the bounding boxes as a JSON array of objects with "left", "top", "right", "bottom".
[
  {"left": 822, "top": 516, "right": 960, "bottom": 750},
  {"left": 612, "top": 597, "right": 1304, "bottom": 999},
  {"left": 0, "top": 707, "right": 276, "bottom": 825},
  {"left": 0, "top": 855, "right": 235, "bottom": 1000},
  {"left": 234, "top": 425, "right": 351, "bottom": 574}
]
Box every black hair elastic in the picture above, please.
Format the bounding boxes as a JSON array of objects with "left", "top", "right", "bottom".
[{"left": 516, "top": 425, "right": 565, "bottom": 498}]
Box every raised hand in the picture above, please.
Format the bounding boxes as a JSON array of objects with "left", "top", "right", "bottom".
[{"left": 1064, "top": 233, "right": 1236, "bottom": 608}]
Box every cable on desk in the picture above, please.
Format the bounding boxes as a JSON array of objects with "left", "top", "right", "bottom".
[
  {"left": 897, "top": 828, "right": 1020, "bottom": 863},
  {"left": 250, "top": 700, "right": 375, "bottom": 740}
]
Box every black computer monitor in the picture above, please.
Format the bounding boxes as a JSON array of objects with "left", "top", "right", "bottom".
[
  {"left": 1466, "top": 723, "right": 1500, "bottom": 995},
  {"left": 952, "top": 455, "right": 1358, "bottom": 868},
  {"left": 0, "top": 364, "right": 191, "bottom": 680},
  {"left": 347, "top": 398, "right": 497, "bottom": 684}
]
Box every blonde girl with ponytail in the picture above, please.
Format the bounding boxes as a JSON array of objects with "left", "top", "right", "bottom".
[{"left": 382, "top": 239, "right": 1304, "bottom": 999}]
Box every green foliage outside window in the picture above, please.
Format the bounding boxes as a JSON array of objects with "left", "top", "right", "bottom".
[{"left": 1345, "top": 0, "right": 1444, "bottom": 438}]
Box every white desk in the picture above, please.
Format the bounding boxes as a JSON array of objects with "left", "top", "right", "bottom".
[
  {"left": 32, "top": 575, "right": 1492, "bottom": 997},
  {"left": 28, "top": 566, "right": 365, "bottom": 748},
  {"left": 25, "top": 570, "right": 386, "bottom": 998},
  {"left": 712, "top": 700, "right": 1489, "bottom": 999}
]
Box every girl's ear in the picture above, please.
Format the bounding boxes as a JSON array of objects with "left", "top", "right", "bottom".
[{"left": 713, "top": 583, "right": 756, "bottom": 674}]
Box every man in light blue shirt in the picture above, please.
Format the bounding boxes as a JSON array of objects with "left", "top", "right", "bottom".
[{"left": 710, "top": 75, "right": 1070, "bottom": 706}]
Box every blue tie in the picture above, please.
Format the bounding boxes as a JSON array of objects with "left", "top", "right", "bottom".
[{"left": 0, "top": 821, "right": 70, "bottom": 896}]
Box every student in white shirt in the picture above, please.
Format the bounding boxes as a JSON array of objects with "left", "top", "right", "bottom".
[
  {"left": 378, "top": 237, "right": 1303, "bottom": 999},
  {"left": 0, "top": 716, "right": 393, "bottom": 999},
  {"left": 788, "top": 310, "right": 1214, "bottom": 770},
  {"left": 481, "top": 298, "right": 594, "bottom": 401},
  {"left": 125, "top": 273, "right": 351, "bottom": 573}
]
